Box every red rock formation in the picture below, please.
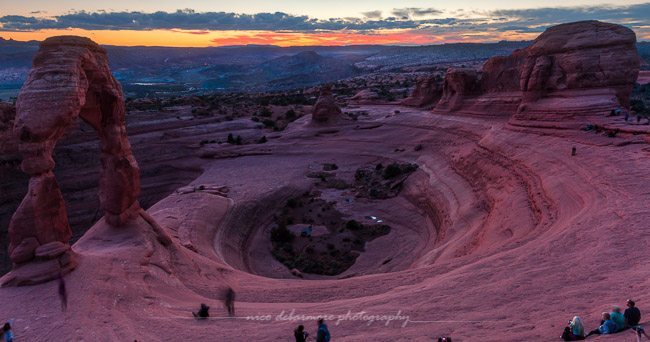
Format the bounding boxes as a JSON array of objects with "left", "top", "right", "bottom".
[
  {"left": 311, "top": 86, "right": 342, "bottom": 123},
  {"left": 350, "top": 89, "right": 381, "bottom": 105},
  {"left": 401, "top": 75, "right": 443, "bottom": 108},
  {"left": 2, "top": 36, "right": 142, "bottom": 286},
  {"left": 515, "top": 21, "right": 640, "bottom": 123},
  {"left": 434, "top": 21, "right": 640, "bottom": 123},
  {"left": 435, "top": 68, "right": 484, "bottom": 113}
]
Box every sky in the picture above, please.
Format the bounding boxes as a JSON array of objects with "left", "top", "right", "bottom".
[{"left": 0, "top": 1, "right": 649, "bottom": 47}]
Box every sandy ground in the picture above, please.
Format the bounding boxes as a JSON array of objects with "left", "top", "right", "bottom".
[{"left": 0, "top": 105, "right": 649, "bottom": 341}]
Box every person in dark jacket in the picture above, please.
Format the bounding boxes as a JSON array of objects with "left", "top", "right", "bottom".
[
  {"left": 294, "top": 325, "right": 308, "bottom": 342},
  {"left": 626, "top": 299, "right": 642, "bottom": 328},
  {"left": 316, "top": 318, "right": 331, "bottom": 342}
]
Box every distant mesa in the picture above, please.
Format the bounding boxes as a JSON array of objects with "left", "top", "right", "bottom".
[
  {"left": 426, "top": 21, "right": 640, "bottom": 127},
  {"left": 1, "top": 36, "right": 147, "bottom": 286},
  {"left": 311, "top": 85, "right": 342, "bottom": 124}
]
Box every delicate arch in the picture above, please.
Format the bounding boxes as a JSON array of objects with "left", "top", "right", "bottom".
[{"left": 3, "top": 36, "right": 141, "bottom": 286}]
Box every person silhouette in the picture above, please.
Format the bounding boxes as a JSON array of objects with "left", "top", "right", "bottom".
[{"left": 224, "top": 287, "right": 235, "bottom": 317}]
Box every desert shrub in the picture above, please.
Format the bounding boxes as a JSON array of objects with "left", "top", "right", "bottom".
[
  {"left": 285, "top": 109, "right": 297, "bottom": 120},
  {"left": 257, "top": 136, "right": 268, "bottom": 144},
  {"left": 383, "top": 163, "right": 402, "bottom": 179},
  {"left": 323, "top": 163, "right": 338, "bottom": 171},
  {"left": 346, "top": 220, "right": 363, "bottom": 231},
  {"left": 271, "top": 224, "right": 295, "bottom": 244},
  {"left": 259, "top": 107, "right": 273, "bottom": 117},
  {"left": 262, "top": 119, "right": 276, "bottom": 128}
]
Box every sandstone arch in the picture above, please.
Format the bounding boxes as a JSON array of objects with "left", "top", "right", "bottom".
[{"left": 2, "top": 36, "right": 141, "bottom": 286}]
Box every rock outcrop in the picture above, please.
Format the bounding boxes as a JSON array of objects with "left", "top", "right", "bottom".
[
  {"left": 401, "top": 75, "right": 443, "bottom": 108},
  {"left": 350, "top": 89, "right": 381, "bottom": 105},
  {"left": 514, "top": 21, "right": 640, "bottom": 123},
  {"left": 311, "top": 86, "right": 342, "bottom": 123},
  {"left": 433, "top": 21, "right": 640, "bottom": 124},
  {"left": 2, "top": 36, "right": 142, "bottom": 286}
]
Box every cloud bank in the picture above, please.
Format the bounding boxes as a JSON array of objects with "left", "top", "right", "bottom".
[{"left": 0, "top": 4, "right": 648, "bottom": 40}]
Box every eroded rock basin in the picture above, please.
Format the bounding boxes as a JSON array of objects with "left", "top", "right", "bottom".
[{"left": 1, "top": 104, "right": 649, "bottom": 341}]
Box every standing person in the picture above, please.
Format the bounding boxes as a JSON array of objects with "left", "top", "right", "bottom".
[
  {"left": 58, "top": 273, "right": 68, "bottom": 312},
  {"left": 610, "top": 306, "right": 625, "bottom": 332},
  {"left": 585, "top": 312, "right": 617, "bottom": 337},
  {"left": 316, "top": 318, "right": 330, "bottom": 342},
  {"left": 2, "top": 321, "right": 13, "bottom": 342},
  {"left": 224, "top": 287, "right": 235, "bottom": 317},
  {"left": 626, "top": 299, "right": 642, "bottom": 328},
  {"left": 294, "top": 325, "right": 309, "bottom": 342}
]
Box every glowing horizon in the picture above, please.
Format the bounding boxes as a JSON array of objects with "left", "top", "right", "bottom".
[{"left": 0, "top": 28, "right": 548, "bottom": 47}]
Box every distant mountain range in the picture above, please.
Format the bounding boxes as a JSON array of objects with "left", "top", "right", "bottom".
[{"left": 1, "top": 38, "right": 648, "bottom": 99}]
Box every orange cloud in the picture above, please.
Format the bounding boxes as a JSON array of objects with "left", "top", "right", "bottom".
[{"left": 0, "top": 28, "right": 540, "bottom": 47}]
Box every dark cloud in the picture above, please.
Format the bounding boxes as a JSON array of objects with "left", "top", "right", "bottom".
[
  {"left": 362, "top": 10, "right": 382, "bottom": 19},
  {"left": 0, "top": 10, "right": 422, "bottom": 31},
  {"left": 391, "top": 7, "right": 442, "bottom": 20},
  {"left": 0, "top": 3, "right": 648, "bottom": 37},
  {"left": 491, "top": 3, "right": 650, "bottom": 25}
]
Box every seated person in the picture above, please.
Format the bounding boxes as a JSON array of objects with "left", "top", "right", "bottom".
[
  {"left": 192, "top": 303, "right": 210, "bottom": 319},
  {"left": 611, "top": 306, "right": 626, "bottom": 332},
  {"left": 586, "top": 312, "right": 617, "bottom": 337}
]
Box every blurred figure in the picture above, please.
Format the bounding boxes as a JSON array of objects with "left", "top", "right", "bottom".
[
  {"left": 2, "top": 321, "right": 13, "bottom": 342},
  {"left": 224, "top": 287, "right": 235, "bottom": 317},
  {"left": 58, "top": 273, "right": 68, "bottom": 312},
  {"left": 294, "top": 324, "right": 308, "bottom": 342},
  {"left": 192, "top": 303, "right": 210, "bottom": 320},
  {"left": 610, "top": 306, "right": 625, "bottom": 332},
  {"left": 316, "top": 318, "right": 330, "bottom": 342}
]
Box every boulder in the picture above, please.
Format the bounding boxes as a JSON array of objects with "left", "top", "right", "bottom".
[
  {"left": 401, "top": 75, "right": 443, "bottom": 108},
  {"left": 312, "top": 86, "right": 342, "bottom": 123}
]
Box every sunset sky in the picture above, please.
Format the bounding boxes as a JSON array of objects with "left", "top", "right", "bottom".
[{"left": 1, "top": 1, "right": 649, "bottom": 47}]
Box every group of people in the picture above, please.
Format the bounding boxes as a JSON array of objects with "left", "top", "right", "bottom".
[
  {"left": 562, "top": 299, "right": 648, "bottom": 340},
  {"left": 294, "top": 318, "right": 331, "bottom": 342},
  {"left": 609, "top": 107, "right": 650, "bottom": 125}
]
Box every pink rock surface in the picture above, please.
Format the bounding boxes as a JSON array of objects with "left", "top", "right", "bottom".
[
  {"left": 3, "top": 36, "right": 142, "bottom": 286},
  {"left": 1, "top": 103, "right": 648, "bottom": 340}
]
